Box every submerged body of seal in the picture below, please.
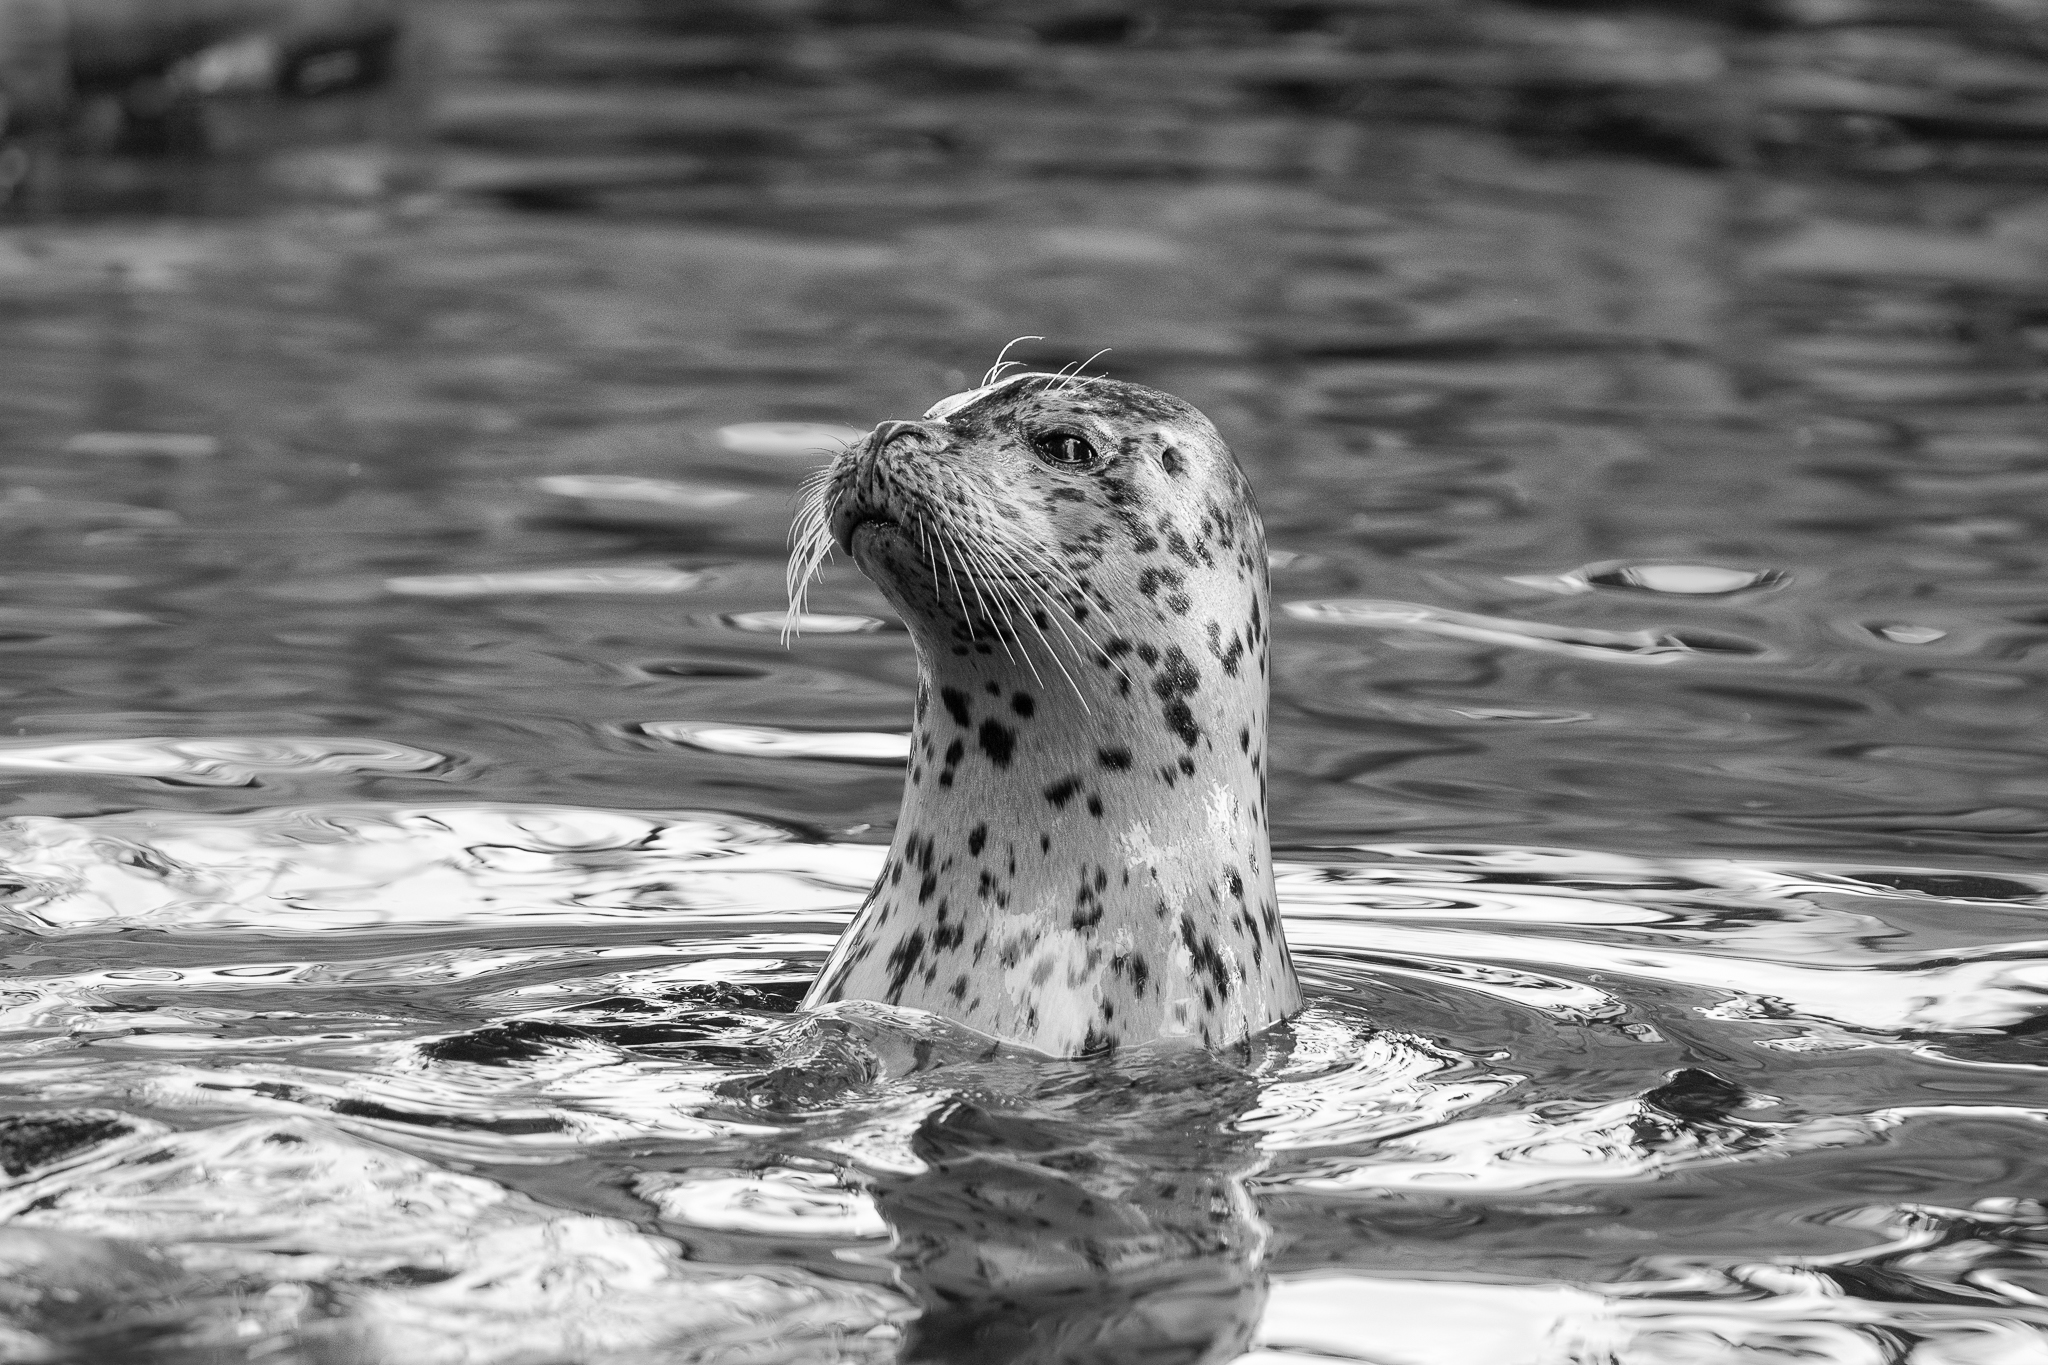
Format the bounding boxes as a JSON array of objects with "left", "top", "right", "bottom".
[{"left": 789, "top": 371, "right": 1301, "bottom": 1057}]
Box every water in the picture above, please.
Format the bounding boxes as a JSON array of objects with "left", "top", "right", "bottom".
[{"left": 4, "top": 1, "right": 2048, "bottom": 1360}]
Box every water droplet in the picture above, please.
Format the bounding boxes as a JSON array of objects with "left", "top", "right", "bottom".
[
  {"left": 385, "top": 567, "right": 708, "bottom": 596},
  {"left": 638, "top": 723, "right": 909, "bottom": 763},
  {"left": 714, "top": 423, "right": 864, "bottom": 458}
]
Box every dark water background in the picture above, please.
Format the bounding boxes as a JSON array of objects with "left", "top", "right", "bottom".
[{"left": 4, "top": 1, "right": 2048, "bottom": 1360}]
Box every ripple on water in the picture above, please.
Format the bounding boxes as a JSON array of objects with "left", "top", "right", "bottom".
[
  {"left": 384, "top": 566, "right": 711, "bottom": 596},
  {"left": 0, "top": 1117, "right": 911, "bottom": 1363},
  {"left": 0, "top": 803, "right": 875, "bottom": 933},
  {"left": 636, "top": 722, "right": 910, "bottom": 763},
  {"left": 1510, "top": 561, "right": 1790, "bottom": 597},
  {"left": 1283, "top": 599, "right": 1770, "bottom": 662},
  {"left": 636, "top": 1167, "right": 891, "bottom": 1239},
  {"left": 714, "top": 422, "right": 865, "bottom": 458},
  {"left": 0, "top": 736, "right": 446, "bottom": 786},
  {"left": 532, "top": 475, "right": 755, "bottom": 530},
  {"left": 724, "top": 610, "right": 895, "bottom": 635},
  {"left": 0, "top": 606, "right": 162, "bottom": 633},
  {"left": 1248, "top": 1256, "right": 2048, "bottom": 1364},
  {"left": 2, "top": 814, "right": 2047, "bottom": 1359}
]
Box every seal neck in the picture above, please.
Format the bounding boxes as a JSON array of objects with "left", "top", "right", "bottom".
[{"left": 806, "top": 582, "right": 1300, "bottom": 1056}]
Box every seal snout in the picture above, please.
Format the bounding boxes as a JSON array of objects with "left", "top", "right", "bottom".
[
  {"left": 828, "top": 418, "right": 948, "bottom": 556},
  {"left": 870, "top": 419, "right": 937, "bottom": 449}
]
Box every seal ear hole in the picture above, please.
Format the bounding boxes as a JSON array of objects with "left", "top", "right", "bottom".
[{"left": 1029, "top": 430, "right": 1100, "bottom": 469}]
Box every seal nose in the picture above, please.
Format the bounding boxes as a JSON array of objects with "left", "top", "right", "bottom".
[{"left": 871, "top": 419, "right": 936, "bottom": 449}]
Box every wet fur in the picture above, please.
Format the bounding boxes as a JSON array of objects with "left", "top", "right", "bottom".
[{"left": 792, "top": 373, "right": 1302, "bottom": 1056}]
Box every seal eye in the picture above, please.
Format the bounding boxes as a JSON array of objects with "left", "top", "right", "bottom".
[{"left": 1031, "top": 431, "right": 1099, "bottom": 469}]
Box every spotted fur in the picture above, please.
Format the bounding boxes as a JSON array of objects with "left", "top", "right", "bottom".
[{"left": 793, "top": 373, "right": 1301, "bottom": 1056}]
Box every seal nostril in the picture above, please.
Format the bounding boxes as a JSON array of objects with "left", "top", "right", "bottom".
[{"left": 872, "top": 420, "right": 921, "bottom": 448}]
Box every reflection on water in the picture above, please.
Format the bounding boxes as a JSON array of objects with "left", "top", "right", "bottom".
[{"left": 5, "top": 0, "right": 2048, "bottom": 1359}]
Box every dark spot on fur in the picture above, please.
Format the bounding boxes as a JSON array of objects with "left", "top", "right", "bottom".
[
  {"left": 967, "top": 824, "right": 987, "bottom": 856},
  {"left": 977, "top": 720, "right": 1015, "bottom": 767},
  {"left": 1153, "top": 647, "right": 1203, "bottom": 746},
  {"left": 1043, "top": 777, "right": 1081, "bottom": 808},
  {"left": 1137, "top": 567, "right": 1183, "bottom": 599},
  {"left": 885, "top": 929, "right": 926, "bottom": 1002},
  {"left": 1098, "top": 746, "right": 1132, "bottom": 771},
  {"left": 1011, "top": 692, "right": 1035, "bottom": 717},
  {"left": 940, "top": 690, "right": 972, "bottom": 729}
]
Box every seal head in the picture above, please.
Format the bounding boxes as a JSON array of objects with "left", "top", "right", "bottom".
[{"left": 792, "top": 372, "right": 1300, "bottom": 1056}]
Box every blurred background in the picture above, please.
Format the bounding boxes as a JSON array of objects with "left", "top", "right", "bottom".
[{"left": 1, "top": 0, "right": 2047, "bottom": 861}]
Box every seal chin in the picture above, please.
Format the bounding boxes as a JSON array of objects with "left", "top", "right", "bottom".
[{"left": 840, "top": 514, "right": 903, "bottom": 559}]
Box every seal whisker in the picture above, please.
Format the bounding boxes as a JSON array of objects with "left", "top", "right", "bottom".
[
  {"left": 955, "top": 537, "right": 1045, "bottom": 681},
  {"left": 936, "top": 527, "right": 980, "bottom": 645},
  {"left": 1052, "top": 348, "right": 1112, "bottom": 393},
  {"left": 783, "top": 465, "right": 841, "bottom": 642},
  {"left": 973, "top": 524, "right": 1128, "bottom": 677},
  {"left": 963, "top": 534, "right": 1089, "bottom": 695},
  {"left": 952, "top": 532, "right": 1024, "bottom": 665},
  {"left": 955, "top": 535, "right": 1116, "bottom": 702},
  {"left": 983, "top": 335, "right": 1045, "bottom": 389},
  {"left": 957, "top": 546, "right": 1092, "bottom": 704}
]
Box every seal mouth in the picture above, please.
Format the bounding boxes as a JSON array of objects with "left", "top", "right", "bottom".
[{"left": 838, "top": 513, "right": 901, "bottom": 558}]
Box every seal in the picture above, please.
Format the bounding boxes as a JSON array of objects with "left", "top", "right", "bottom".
[{"left": 789, "top": 369, "right": 1301, "bottom": 1057}]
